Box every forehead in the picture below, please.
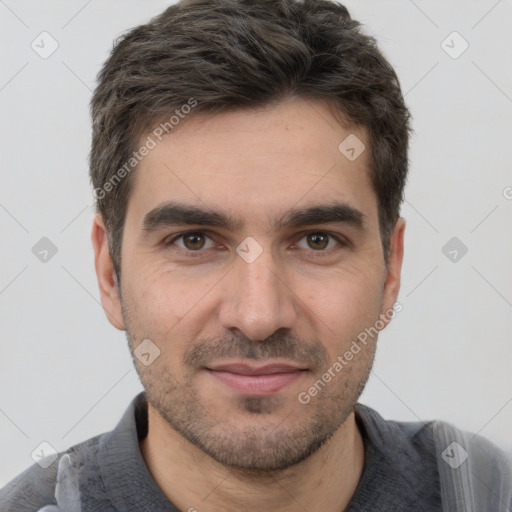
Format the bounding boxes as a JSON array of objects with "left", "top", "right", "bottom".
[{"left": 126, "top": 97, "right": 377, "bottom": 230}]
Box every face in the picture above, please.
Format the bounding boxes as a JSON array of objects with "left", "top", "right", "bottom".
[{"left": 93, "top": 96, "right": 404, "bottom": 472}]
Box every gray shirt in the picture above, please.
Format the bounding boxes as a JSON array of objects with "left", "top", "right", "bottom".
[{"left": 1, "top": 392, "right": 511, "bottom": 511}]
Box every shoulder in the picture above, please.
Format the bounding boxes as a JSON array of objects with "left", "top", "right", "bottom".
[
  {"left": 355, "top": 403, "right": 512, "bottom": 510},
  {"left": 0, "top": 433, "right": 104, "bottom": 512},
  {"left": 353, "top": 402, "right": 440, "bottom": 458},
  {"left": 431, "top": 417, "right": 512, "bottom": 510}
]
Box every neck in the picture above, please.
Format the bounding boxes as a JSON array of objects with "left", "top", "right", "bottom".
[{"left": 140, "top": 404, "right": 365, "bottom": 512}]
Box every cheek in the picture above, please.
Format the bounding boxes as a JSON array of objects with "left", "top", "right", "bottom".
[
  {"left": 124, "top": 267, "right": 217, "bottom": 350},
  {"left": 307, "top": 262, "right": 381, "bottom": 312},
  {"left": 300, "top": 266, "right": 383, "bottom": 356},
  {"left": 133, "top": 265, "right": 195, "bottom": 316},
  {"left": 121, "top": 267, "right": 177, "bottom": 338}
]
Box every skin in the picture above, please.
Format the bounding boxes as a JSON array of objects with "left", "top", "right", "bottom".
[{"left": 92, "top": 96, "right": 405, "bottom": 512}]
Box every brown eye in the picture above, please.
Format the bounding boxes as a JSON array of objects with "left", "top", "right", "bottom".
[
  {"left": 165, "top": 231, "right": 216, "bottom": 253},
  {"left": 294, "top": 231, "right": 344, "bottom": 254},
  {"left": 182, "top": 232, "right": 206, "bottom": 250},
  {"left": 307, "top": 232, "right": 330, "bottom": 250}
]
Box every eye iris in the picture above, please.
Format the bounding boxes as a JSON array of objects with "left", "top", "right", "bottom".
[
  {"left": 308, "top": 233, "right": 328, "bottom": 250},
  {"left": 184, "top": 233, "right": 205, "bottom": 250}
]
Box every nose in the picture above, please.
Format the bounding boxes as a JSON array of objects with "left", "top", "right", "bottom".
[{"left": 218, "top": 248, "right": 299, "bottom": 342}]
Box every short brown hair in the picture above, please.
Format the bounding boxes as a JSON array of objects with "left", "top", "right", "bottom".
[{"left": 89, "top": 0, "right": 412, "bottom": 278}]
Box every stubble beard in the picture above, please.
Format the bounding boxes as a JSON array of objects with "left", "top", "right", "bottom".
[{"left": 120, "top": 295, "right": 375, "bottom": 474}]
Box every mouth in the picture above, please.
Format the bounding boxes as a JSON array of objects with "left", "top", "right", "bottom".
[{"left": 203, "top": 361, "right": 309, "bottom": 396}]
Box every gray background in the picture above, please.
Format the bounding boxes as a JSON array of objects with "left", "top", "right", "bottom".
[{"left": 1, "top": 0, "right": 511, "bottom": 485}]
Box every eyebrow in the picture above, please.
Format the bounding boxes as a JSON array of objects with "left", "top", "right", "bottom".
[{"left": 141, "top": 200, "right": 365, "bottom": 234}]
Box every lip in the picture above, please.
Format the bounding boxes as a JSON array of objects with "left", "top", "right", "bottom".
[
  {"left": 206, "top": 362, "right": 307, "bottom": 375},
  {"left": 204, "top": 361, "right": 308, "bottom": 395}
]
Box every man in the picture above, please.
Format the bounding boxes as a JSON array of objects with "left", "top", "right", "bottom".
[{"left": 1, "top": 0, "right": 511, "bottom": 510}]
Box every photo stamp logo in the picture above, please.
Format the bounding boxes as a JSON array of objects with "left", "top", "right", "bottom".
[
  {"left": 236, "top": 236, "right": 263, "bottom": 264},
  {"left": 442, "top": 236, "right": 468, "bottom": 263},
  {"left": 338, "top": 134, "right": 366, "bottom": 162},
  {"left": 32, "top": 237, "right": 58, "bottom": 263},
  {"left": 441, "top": 31, "right": 469, "bottom": 60},
  {"left": 134, "top": 338, "right": 161, "bottom": 366},
  {"left": 31, "top": 31, "right": 59, "bottom": 59},
  {"left": 441, "top": 441, "right": 469, "bottom": 469},
  {"left": 31, "top": 441, "right": 59, "bottom": 469}
]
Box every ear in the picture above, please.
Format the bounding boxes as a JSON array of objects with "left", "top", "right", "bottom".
[
  {"left": 91, "top": 213, "right": 125, "bottom": 330},
  {"left": 379, "top": 217, "right": 405, "bottom": 327}
]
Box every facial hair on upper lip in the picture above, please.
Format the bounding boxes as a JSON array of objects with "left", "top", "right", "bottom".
[{"left": 182, "top": 331, "right": 329, "bottom": 375}]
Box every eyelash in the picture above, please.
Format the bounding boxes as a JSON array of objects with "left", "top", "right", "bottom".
[{"left": 163, "top": 230, "right": 348, "bottom": 258}]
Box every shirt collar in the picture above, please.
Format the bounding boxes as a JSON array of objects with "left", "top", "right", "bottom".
[{"left": 92, "top": 393, "right": 440, "bottom": 511}]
